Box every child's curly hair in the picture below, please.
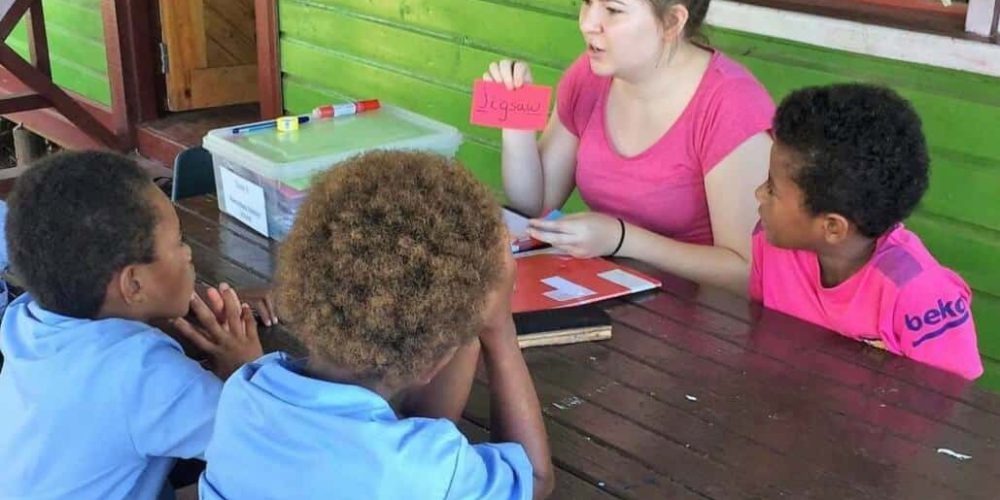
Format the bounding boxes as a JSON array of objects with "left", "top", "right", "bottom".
[
  {"left": 774, "top": 83, "right": 929, "bottom": 238},
  {"left": 6, "top": 151, "right": 157, "bottom": 318},
  {"left": 277, "top": 150, "right": 506, "bottom": 383}
]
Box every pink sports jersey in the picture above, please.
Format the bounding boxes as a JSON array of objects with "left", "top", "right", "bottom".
[
  {"left": 557, "top": 51, "right": 775, "bottom": 245},
  {"left": 750, "top": 223, "right": 983, "bottom": 380}
]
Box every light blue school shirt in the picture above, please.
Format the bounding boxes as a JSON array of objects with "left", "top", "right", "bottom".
[
  {"left": 0, "top": 294, "right": 223, "bottom": 499},
  {"left": 200, "top": 352, "right": 533, "bottom": 500}
]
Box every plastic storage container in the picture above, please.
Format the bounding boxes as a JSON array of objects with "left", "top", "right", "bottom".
[{"left": 203, "top": 104, "right": 462, "bottom": 240}]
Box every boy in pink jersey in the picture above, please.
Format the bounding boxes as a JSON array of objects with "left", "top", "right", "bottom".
[{"left": 751, "top": 84, "right": 982, "bottom": 380}]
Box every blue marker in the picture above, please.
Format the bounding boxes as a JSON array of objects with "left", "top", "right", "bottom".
[{"left": 232, "top": 115, "right": 310, "bottom": 135}]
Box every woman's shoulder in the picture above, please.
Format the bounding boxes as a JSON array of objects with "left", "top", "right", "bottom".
[
  {"left": 689, "top": 49, "right": 776, "bottom": 129},
  {"left": 559, "top": 54, "right": 610, "bottom": 96},
  {"left": 557, "top": 53, "right": 611, "bottom": 136},
  {"left": 708, "top": 50, "right": 757, "bottom": 78},
  {"left": 698, "top": 50, "right": 773, "bottom": 104},
  {"left": 689, "top": 50, "right": 776, "bottom": 173}
]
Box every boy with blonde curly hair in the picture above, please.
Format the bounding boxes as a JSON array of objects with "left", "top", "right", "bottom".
[{"left": 201, "top": 151, "right": 554, "bottom": 499}]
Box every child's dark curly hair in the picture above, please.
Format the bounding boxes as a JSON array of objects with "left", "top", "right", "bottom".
[
  {"left": 276, "top": 150, "right": 506, "bottom": 383},
  {"left": 6, "top": 151, "right": 158, "bottom": 318},
  {"left": 774, "top": 83, "right": 929, "bottom": 238}
]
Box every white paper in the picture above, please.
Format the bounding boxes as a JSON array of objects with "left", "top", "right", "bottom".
[
  {"left": 219, "top": 167, "right": 269, "bottom": 236},
  {"left": 598, "top": 269, "right": 657, "bottom": 292},
  {"left": 502, "top": 208, "right": 530, "bottom": 239},
  {"left": 541, "top": 276, "right": 596, "bottom": 302}
]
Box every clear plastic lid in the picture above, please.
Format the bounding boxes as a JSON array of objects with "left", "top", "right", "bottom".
[{"left": 203, "top": 104, "right": 462, "bottom": 188}]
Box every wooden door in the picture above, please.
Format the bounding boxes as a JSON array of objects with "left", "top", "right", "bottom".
[{"left": 158, "top": 0, "right": 258, "bottom": 111}]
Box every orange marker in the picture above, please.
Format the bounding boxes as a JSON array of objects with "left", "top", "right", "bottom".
[{"left": 311, "top": 99, "right": 381, "bottom": 119}]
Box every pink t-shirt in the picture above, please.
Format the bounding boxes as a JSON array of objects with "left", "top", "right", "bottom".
[
  {"left": 557, "top": 51, "right": 775, "bottom": 245},
  {"left": 750, "top": 224, "right": 983, "bottom": 380}
]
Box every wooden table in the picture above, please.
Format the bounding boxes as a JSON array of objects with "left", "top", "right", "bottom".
[{"left": 178, "top": 194, "right": 1000, "bottom": 500}]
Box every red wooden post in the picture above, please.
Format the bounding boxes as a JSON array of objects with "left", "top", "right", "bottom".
[
  {"left": 102, "top": 0, "right": 158, "bottom": 148},
  {"left": 0, "top": 92, "right": 45, "bottom": 114},
  {"left": 0, "top": 0, "right": 36, "bottom": 40},
  {"left": 25, "top": 0, "right": 48, "bottom": 76},
  {"left": 255, "top": 0, "right": 282, "bottom": 119}
]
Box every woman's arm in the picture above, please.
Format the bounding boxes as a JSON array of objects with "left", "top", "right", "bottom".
[
  {"left": 528, "top": 133, "right": 771, "bottom": 294},
  {"left": 502, "top": 113, "right": 579, "bottom": 217},
  {"left": 486, "top": 60, "right": 579, "bottom": 217},
  {"left": 623, "top": 132, "right": 771, "bottom": 293}
]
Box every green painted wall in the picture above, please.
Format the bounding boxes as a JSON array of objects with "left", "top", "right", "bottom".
[
  {"left": 6, "top": 0, "right": 111, "bottom": 106},
  {"left": 277, "top": 0, "right": 1000, "bottom": 390}
]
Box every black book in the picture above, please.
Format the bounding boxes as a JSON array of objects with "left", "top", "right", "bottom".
[{"left": 513, "top": 305, "right": 613, "bottom": 348}]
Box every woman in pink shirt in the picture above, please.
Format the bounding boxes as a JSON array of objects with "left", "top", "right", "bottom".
[{"left": 485, "top": 0, "right": 775, "bottom": 293}]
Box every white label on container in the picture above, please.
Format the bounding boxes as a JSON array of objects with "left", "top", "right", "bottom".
[{"left": 219, "top": 167, "right": 268, "bottom": 236}]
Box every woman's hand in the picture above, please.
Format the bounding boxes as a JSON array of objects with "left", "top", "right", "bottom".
[
  {"left": 483, "top": 59, "right": 533, "bottom": 90},
  {"left": 527, "top": 212, "right": 623, "bottom": 258}
]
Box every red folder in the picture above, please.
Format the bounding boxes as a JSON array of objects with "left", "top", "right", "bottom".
[{"left": 512, "top": 253, "right": 662, "bottom": 313}]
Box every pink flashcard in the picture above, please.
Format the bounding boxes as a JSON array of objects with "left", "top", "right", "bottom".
[{"left": 470, "top": 80, "right": 552, "bottom": 131}]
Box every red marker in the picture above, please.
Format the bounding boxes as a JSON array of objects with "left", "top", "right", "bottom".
[{"left": 311, "top": 99, "right": 381, "bottom": 119}]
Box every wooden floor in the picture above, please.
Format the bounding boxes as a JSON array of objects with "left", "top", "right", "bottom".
[
  {"left": 178, "top": 193, "right": 1000, "bottom": 500},
  {"left": 137, "top": 104, "right": 260, "bottom": 168}
]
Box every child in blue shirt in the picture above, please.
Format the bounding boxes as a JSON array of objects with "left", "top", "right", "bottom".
[
  {"left": 0, "top": 151, "right": 263, "bottom": 499},
  {"left": 200, "top": 150, "right": 555, "bottom": 499}
]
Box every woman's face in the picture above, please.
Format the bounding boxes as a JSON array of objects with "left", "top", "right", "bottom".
[{"left": 579, "top": 0, "right": 670, "bottom": 78}]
